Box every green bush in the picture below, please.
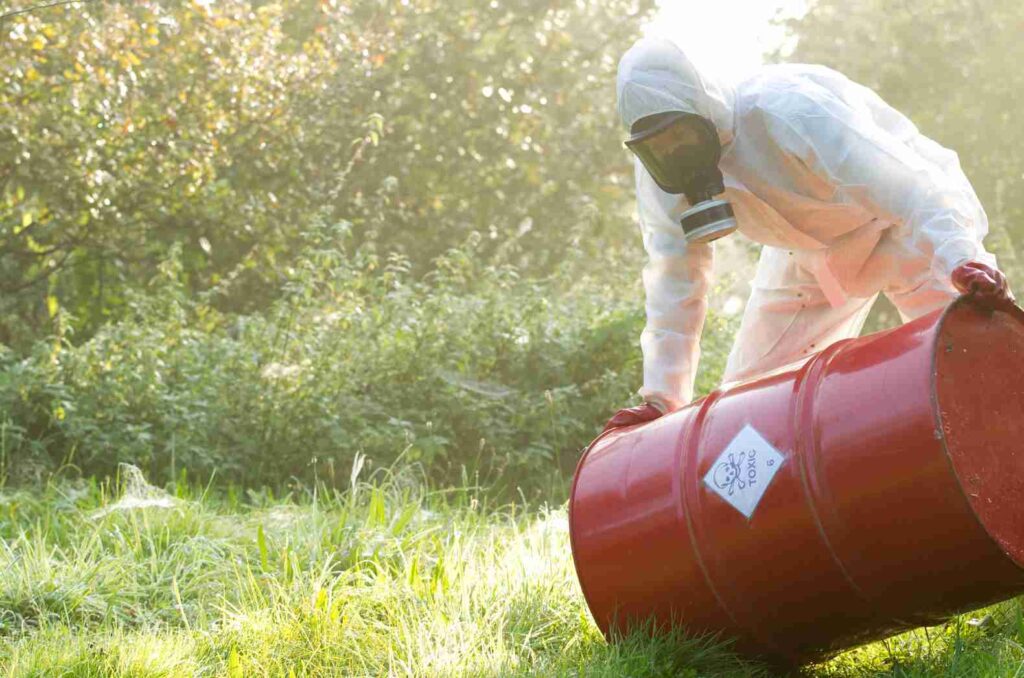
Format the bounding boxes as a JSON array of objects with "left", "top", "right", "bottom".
[
  {"left": 1, "top": 0, "right": 652, "bottom": 346},
  {"left": 0, "top": 0, "right": 739, "bottom": 493},
  {"left": 0, "top": 224, "right": 737, "bottom": 492}
]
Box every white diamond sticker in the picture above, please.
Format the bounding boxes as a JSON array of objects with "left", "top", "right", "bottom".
[{"left": 703, "top": 424, "right": 786, "bottom": 519}]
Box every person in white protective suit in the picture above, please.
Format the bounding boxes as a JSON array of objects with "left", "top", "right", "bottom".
[{"left": 604, "top": 36, "right": 1015, "bottom": 431}]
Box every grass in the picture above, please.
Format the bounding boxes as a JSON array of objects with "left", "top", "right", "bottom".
[{"left": 1, "top": 466, "right": 1023, "bottom": 677}]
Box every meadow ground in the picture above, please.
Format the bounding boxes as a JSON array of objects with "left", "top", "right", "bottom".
[{"left": 2, "top": 466, "right": 1023, "bottom": 677}]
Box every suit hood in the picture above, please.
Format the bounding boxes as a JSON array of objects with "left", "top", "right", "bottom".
[{"left": 616, "top": 36, "right": 736, "bottom": 148}]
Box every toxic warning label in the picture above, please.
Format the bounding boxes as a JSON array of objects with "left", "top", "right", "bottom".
[{"left": 703, "top": 424, "right": 785, "bottom": 519}]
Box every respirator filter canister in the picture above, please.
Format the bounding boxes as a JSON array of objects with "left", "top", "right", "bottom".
[{"left": 679, "top": 198, "right": 737, "bottom": 244}]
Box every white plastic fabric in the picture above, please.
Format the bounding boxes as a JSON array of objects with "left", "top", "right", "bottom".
[{"left": 617, "top": 37, "right": 996, "bottom": 411}]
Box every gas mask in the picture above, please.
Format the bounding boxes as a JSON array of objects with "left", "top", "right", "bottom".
[{"left": 625, "top": 112, "right": 738, "bottom": 244}]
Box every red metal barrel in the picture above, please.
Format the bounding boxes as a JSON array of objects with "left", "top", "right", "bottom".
[{"left": 569, "top": 299, "right": 1024, "bottom": 665}]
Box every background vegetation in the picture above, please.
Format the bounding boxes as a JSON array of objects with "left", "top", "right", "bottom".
[
  {"left": 1, "top": 0, "right": 1020, "bottom": 491},
  {"left": 1, "top": 0, "right": 647, "bottom": 345},
  {"left": 2, "top": 0, "right": 1019, "bottom": 491},
  {"left": 0, "top": 0, "right": 750, "bottom": 491}
]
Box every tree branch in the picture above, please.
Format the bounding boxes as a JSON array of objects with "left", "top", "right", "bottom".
[
  {"left": 0, "top": 248, "right": 74, "bottom": 294},
  {"left": 1, "top": 0, "right": 96, "bottom": 24}
]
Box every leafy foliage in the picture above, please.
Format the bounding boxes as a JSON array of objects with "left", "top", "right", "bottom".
[
  {"left": 0, "top": 0, "right": 748, "bottom": 492},
  {"left": 1, "top": 0, "right": 649, "bottom": 346},
  {"left": 0, "top": 225, "right": 737, "bottom": 490}
]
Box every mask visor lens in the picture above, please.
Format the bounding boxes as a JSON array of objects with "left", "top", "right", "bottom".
[{"left": 625, "top": 114, "right": 718, "bottom": 195}]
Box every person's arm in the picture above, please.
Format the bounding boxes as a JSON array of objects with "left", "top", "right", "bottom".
[{"left": 634, "top": 158, "right": 715, "bottom": 412}]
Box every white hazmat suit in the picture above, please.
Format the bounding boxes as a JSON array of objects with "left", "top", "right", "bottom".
[{"left": 617, "top": 37, "right": 997, "bottom": 412}]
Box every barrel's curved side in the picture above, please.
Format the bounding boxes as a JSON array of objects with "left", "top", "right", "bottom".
[
  {"left": 568, "top": 406, "right": 732, "bottom": 638},
  {"left": 801, "top": 301, "right": 1024, "bottom": 638},
  {"left": 680, "top": 355, "right": 879, "bottom": 664},
  {"left": 568, "top": 425, "right": 622, "bottom": 636},
  {"left": 792, "top": 337, "right": 872, "bottom": 606}
]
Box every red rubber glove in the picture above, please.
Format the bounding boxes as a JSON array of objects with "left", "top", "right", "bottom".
[
  {"left": 602, "top": 402, "right": 664, "bottom": 433},
  {"left": 952, "top": 261, "right": 1015, "bottom": 311}
]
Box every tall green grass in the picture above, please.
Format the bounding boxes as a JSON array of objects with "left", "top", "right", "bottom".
[{"left": 2, "top": 467, "right": 1023, "bottom": 676}]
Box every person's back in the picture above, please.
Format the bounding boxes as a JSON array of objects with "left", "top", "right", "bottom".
[{"left": 738, "top": 61, "right": 984, "bottom": 215}]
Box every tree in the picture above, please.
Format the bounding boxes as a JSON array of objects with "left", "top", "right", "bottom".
[{"left": 0, "top": 0, "right": 653, "bottom": 347}]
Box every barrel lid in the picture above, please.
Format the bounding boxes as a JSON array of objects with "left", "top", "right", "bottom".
[{"left": 935, "top": 299, "right": 1024, "bottom": 568}]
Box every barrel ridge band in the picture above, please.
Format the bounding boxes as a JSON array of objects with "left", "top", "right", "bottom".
[{"left": 791, "top": 339, "right": 872, "bottom": 606}]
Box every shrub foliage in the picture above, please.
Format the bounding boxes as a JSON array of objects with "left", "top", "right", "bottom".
[
  {"left": 0, "top": 227, "right": 735, "bottom": 489},
  {"left": 2, "top": 0, "right": 652, "bottom": 345}
]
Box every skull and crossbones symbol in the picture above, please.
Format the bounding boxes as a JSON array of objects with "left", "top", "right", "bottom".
[{"left": 712, "top": 451, "right": 749, "bottom": 496}]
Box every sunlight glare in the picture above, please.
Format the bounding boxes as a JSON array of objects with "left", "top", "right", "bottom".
[{"left": 645, "top": 0, "right": 808, "bottom": 82}]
